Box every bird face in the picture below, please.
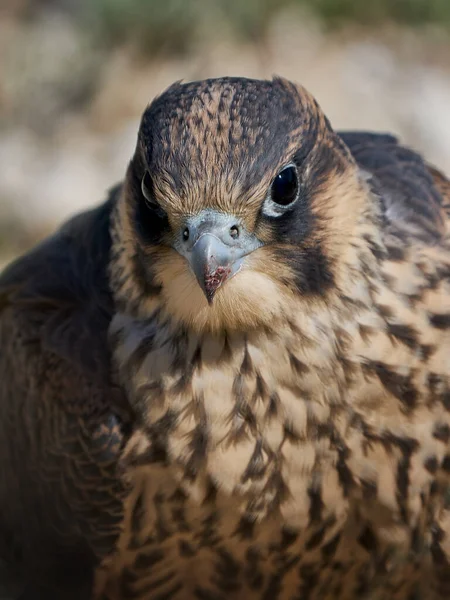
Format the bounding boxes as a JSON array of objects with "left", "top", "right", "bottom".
[{"left": 114, "top": 77, "right": 370, "bottom": 332}]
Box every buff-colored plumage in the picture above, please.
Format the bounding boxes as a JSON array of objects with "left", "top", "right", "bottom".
[{"left": 1, "top": 77, "right": 450, "bottom": 599}]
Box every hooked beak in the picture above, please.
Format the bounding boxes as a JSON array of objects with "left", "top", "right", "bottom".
[{"left": 174, "top": 210, "right": 262, "bottom": 303}]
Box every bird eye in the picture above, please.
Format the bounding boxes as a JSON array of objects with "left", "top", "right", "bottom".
[
  {"left": 141, "top": 171, "right": 158, "bottom": 209},
  {"left": 270, "top": 166, "right": 299, "bottom": 206}
]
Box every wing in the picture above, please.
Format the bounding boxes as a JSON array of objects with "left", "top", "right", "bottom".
[
  {"left": 339, "top": 131, "right": 450, "bottom": 244},
  {"left": 0, "top": 187, "right": 131, "bottom": 596}
]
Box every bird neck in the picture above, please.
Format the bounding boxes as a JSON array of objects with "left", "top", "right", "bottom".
[{"left": 108, "top": 258, "right": 380, "bottom": 526}]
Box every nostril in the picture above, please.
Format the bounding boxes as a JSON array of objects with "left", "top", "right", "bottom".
[
  {"left": 229, "top": 225, "right": 239, "bottom": 239},
  {"left": 183, "top": 227, "right": 190, "bottom": 241}
]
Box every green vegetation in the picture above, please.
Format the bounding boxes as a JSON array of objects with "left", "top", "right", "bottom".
[
  {"left": 78, "top": 0, "right": 450, "bottom": 55},
  {"left": 307, "top": 0, "right": 450, "bottom": 27}
]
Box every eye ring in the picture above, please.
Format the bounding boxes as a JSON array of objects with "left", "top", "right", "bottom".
[{"left": 270, "top": 165, "right": 299, "bottom": 207}]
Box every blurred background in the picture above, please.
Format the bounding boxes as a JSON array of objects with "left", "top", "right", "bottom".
[{"left": 1, "top": 0, "right": 450, "bottom": 269}]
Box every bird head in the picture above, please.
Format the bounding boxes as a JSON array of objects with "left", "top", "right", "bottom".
[{"left": 112, "top": 77, "right": 374, "bottom": 333}]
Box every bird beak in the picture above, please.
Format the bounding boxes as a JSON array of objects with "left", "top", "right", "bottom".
[
  {"left": 190, "top": 233, "right": 242, "bottom": 304},
  {"left": 175, "top": 210, "right": 262, "bottom": 304}
]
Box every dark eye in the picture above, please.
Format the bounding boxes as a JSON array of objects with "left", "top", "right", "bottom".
[
  {"left": 136, "top": 170, "right": 169, "bottom": 244},
  {"left": 141, "top": 171, "right": 158, "bottom": 209},
  {"left": 270, "top": 166, "right": 299, "bottom": 206}
]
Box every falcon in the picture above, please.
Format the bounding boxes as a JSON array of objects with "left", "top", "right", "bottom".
[{"left": 1, "top": 76, "right": 450, "bottom": 600}]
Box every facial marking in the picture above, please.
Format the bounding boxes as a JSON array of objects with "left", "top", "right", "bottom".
[{"left": 113, "top": 76, "right": 362, "bottom": 331}]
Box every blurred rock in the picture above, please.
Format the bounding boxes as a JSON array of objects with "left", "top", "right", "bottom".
[
  {"left": 1, "top": 10, "right": 101, "bottom": 133},
  {"left": 0, "top": 121, "right": 137, "bottom": 227}
]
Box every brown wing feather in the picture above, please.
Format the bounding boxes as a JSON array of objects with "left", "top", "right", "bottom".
[
  {"left": 339, "top": 131, "right": 448, "bottom": 243},
  {"left": 0, "top": 187, "right": 130, "bottom": 598},
  {"left": 428, "top": 163, "right": 450, "bottom": 214}
]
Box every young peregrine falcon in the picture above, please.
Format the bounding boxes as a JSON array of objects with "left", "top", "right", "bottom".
[{"left": 1, "top": 76, "right": 450, "bottom": 600}]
